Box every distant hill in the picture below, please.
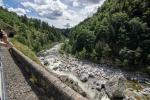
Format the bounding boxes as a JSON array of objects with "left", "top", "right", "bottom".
[
  {"left": 0, "top": 7, "right": 64, "bottom": 52},
  {"left": 63, "top": 0, "right": 150, "bottom": 72}
]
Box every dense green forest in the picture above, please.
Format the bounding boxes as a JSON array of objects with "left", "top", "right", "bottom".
[
  {"left": 62, "top": 0, "right": 150, "bottom": 72},
  {"left": 0, "top": 7, "right": 64, "bottom": 52}
]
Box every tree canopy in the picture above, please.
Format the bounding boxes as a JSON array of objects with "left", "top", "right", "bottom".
[
  {"left": 0, "top": 7, "right": 64, "bottom": 52},
  {"left": 64, "top": 0, "right": 150, "bottom": 72}
]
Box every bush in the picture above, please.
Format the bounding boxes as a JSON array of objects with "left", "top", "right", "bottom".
[{"left": 78, "top": 48, "right": 87, "bottom": 59}]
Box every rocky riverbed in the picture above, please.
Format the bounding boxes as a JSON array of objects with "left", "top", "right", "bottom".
[{"left": 38, "top": 43, "right": 150, "bottom": 100}]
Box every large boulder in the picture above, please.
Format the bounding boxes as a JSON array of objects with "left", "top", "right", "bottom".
[{"left": 105, "top": 76, "right": 127, "bottom": 99}]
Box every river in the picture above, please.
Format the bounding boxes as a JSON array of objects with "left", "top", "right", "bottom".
[{"left": 38, "top": 43, "right": 149, "bottom": 100}]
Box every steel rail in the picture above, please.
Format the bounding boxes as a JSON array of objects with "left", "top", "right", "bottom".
[{"left": 0, "top": 48, "right": 8, "bottom": 100}]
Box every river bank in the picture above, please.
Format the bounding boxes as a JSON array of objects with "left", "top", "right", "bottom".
[{"left": 38, "top": 43, "right": 150, "bottom": 100}]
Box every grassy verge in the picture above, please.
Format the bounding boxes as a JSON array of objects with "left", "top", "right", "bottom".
[{"left": 11, "top": 39, "right": 41, "bottom": 64}]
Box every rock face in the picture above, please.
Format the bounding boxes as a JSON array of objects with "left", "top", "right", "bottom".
[{"left": 105, "top": 76, "right": 127, "bottom": 99}]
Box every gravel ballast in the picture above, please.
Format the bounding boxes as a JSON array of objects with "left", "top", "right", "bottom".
[{"left": 1, "top": 47, "right": 41, "bottom": 100}]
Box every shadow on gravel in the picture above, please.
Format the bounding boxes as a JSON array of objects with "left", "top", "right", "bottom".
[{"left": 9, "top": 50, "right": 53, "bottom": 100}]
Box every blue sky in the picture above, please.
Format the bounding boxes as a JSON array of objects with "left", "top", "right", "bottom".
[{"left": 1, "top": 0, "right": 105, "bottom": 28}]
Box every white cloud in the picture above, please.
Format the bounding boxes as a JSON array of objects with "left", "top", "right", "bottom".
[
  {"left": 73, "top": 1, "right": 79, "bottom": 7},
  {"left": 0, "top": 0, "right": 3, "bottom": 6},
  {"left": 20, "top": 0, "right": 106, "bottom": 28},
  {"left": 21, "top": 0, "right": 67, "bottom": 19},
  {"left": 8, "top": 7, "right": 29, "bottom": 16}
]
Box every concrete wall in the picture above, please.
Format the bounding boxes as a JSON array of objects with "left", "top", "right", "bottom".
[{"left": 10, "top": 47, "right": 87, "bottom": 100}]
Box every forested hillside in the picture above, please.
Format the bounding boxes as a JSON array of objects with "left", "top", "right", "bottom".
[
  {"left": 0, "top": 7, "right": 64, "bottom": 52},
  {"left": 63, "top": 0, "right": 150, "bottom": 72}
]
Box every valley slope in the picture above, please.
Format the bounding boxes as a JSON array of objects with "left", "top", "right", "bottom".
[{"left": 63, "top": 0, "right": 150, "bottom": 73}]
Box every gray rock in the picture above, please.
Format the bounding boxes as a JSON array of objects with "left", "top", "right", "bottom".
[
  {"left": 95, "top": 81, "right": 106, "bottom": 91},
  {"left": 53, "top": 67, "right": 59, "bottom": 71},
  {"left": 88, "top": 72, "right": 95, "bottom": 78},
  {"left": 39, "top": 57, "right": 45, "bottom": 61},
  {"left": 43, "top": 60, "right": 49, "bottom": 66},
  {"left": 96, "top": 86, "right": 102, "bottom": 91},
  {"left": 105, "top": 76, "right": 127, "bottom": 99},
  {"left": 80, "top": 74, "right": 89, "bottom": 82}
]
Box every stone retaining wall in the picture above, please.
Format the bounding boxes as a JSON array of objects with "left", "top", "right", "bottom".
[{"left": 10, "top": 47, "right": 87, "bottom": 100}]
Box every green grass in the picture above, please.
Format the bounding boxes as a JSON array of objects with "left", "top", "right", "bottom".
[{"left": 11, "top": 39, "right": 41, "bottom": 64}]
